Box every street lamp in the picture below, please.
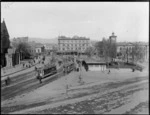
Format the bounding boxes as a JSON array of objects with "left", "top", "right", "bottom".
[
  {"left": 76, "top": 43, "right": 87, "bottom": 84},
  {"left": 126, "top": 47, "right": 129, "bottom": 63}
]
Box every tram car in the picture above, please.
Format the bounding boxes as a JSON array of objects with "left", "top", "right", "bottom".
[
  {"left": 36, "top": 64, "right": 57, "bottom": 81},
  {"left": 63, "top": 62, "right": 75, "bottom": 74}
]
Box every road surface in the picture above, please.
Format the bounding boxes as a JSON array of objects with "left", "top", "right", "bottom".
[{"left": 1, "top": 76, "right": 148, "bottom": 114}]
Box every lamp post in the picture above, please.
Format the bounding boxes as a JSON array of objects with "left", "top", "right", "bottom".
[
  {"left": 126, "top": 47, "right": 129, "bottom": 63},
  {"left": 77, "top": 43, "right": 87, "bottom": 84}
]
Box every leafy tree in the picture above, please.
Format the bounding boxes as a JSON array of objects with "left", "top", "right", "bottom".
[
  {"left": 12, "top": 42, "right": 31, "bottom": 59},
  {"left": 131, "top": 43, "right": 145, "bottom": 63},
  {"left": 95, "top": 41, "right": 104, "bottom": 57},
  {"left": 95, "top": 38, "right": 117, "bottom": 62},
  {"left": 85, "top": 46, "right": 95, "bottom": 57}
]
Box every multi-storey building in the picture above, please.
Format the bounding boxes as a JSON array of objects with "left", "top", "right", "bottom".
[
  {"left": 43, "top": 43, "right": 58, "bottom": 55},
  {"left": 28, "top": 42, "right": 45, "bottom": 56},
  {"left": 58, "top": 36, "right": 90, "bottom": 55},
  {"left": 117, "top": 42, "right": 149, "bottom": 61}
]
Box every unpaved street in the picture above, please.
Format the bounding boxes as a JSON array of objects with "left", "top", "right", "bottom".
[{"left": 2, "top": 75, "right": 148, "bottom": 114}]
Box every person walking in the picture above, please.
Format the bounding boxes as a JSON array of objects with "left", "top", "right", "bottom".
[
  {"left": 23, "top": 63, "right": 25, "bottom": 68},
  {"left": 108, "top": 69, "right": 111, "bottom": 74},
  {"left": 5, "top": 78, "right": 8, "bottom": 86},
  {"left": 39, "top": 77, "right": 42, "bottom": 83},
  {"left": 7, "top": 76, "right": 11, "bottom": 85}
]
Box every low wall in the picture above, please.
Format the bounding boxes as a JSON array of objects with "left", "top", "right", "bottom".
[{"left": 88, "top": 65, "right": 107, "bottom": 71}]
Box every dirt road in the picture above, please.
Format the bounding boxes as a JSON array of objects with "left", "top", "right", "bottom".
[{"left": 2, "top": 75, "right": 148, "bottom": 114}]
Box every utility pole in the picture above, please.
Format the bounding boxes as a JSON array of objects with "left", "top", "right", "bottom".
[
  {"left": 77, "top": 44, "right": 86, "bottom": 85},
  {"left": 127, "top": 47, "right": 128, "bottom": 63}
]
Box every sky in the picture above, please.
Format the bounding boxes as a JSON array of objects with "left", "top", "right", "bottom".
[{"left": 1, "top": 2, "right": 149, "bottom": 42}]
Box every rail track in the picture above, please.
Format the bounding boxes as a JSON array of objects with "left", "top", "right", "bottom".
[{"left": 1, "top": 65, "right": 73, "bottom": 101}]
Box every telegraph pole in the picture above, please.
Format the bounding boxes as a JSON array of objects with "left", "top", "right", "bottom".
[{"left": 127, "top": 47, "right": 128, "bottom": 63}]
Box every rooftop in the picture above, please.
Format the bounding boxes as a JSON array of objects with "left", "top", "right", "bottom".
[
  {"left": 58, "top": 36, "right": 90, "bottom": 40},
  {"left": 117, "top": 42, "right": 148, "bottom": 46}
]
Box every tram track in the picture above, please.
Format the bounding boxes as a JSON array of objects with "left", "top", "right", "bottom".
[{"left": 1, "top": 66, "right": 69, "bottom": 101}]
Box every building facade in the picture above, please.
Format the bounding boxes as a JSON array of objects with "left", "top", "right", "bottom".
[
  {"left": 28, "top": 42, "right": 45, "bottom": 56},
  {"left": 44, "top": 44, "right": 54, "bottom": 50},
  {"left": 117, "top": 42, "right": 149, "bottom": 61},
  {"left": 35, "top": 44, "right": 45, "bottom": 54},
  {"left": 43, "top": 43, "right": 58, "bottom": 55},
  {"left": 109, "top": 32, "right": 117, "bottom": 44},
  {"left": 58, "top": 36, "right": 90, "bottom": 55}
]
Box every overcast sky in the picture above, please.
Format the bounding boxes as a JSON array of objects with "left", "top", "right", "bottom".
[{"left": 1, "top": 2, "right": 149, "bottom": 42}]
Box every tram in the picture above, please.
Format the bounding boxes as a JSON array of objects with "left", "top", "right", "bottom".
[
  {"left": 63, "top": 62, "right": 75, "bottom": 74},
  {"left": 36, "top": 64, "right": 57, "bottom": 82},
  {"left": 36, "top": 61, "right": 75, "bottom": 83}
]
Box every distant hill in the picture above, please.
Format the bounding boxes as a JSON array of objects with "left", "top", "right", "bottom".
[
  {"left": 28, "top": 37, "right": 58, "bottom": 44},
  {"left": 10, "top": 37, "right": 99, "bottom": 45}
]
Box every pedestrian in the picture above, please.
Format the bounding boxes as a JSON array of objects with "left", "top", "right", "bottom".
[
  {"left": 132, "top": 68, "right": 135, "bottom": 72},
  {"left": 35, "top": 66, "right": 37, "bottom": 71},
  {"left": 117, "top": 62, "right": 120, "bottom": 69},
  {"left": 108, "top": 69, "right": 110, "bottom": 74},
  {"left": 63, "top": 66, "right": 66, "bottom": 75},
  {"left": 5, "top": 78, "right": 8, "bottom": 86},
  {"left": 39, "top": 77, "right": 42, "bottom": 83},
  {"left": 7, "top": 76, "right": 11, "bottom": 85},
  {"left": 85, "top": 64, "right": 89, "bottom": 71}
]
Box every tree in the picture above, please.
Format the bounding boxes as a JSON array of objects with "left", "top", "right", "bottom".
[
  {"left": 95, "top": 41, "right": 104, "bottom": 57},
  {"left": 85, "top": 46, "right": 95, "bottom": 57},
  {"left": 131, "top": 43, "right": 145, "bottom": 63},
  {"left": 13, "top": 42, "right": 31, "bottom": 59},
  {"left": 95, "top": 38, "right": 117, "bottom": 62},
  {"left": 53, "top": 46, "right": 58, "bottom": 54}
]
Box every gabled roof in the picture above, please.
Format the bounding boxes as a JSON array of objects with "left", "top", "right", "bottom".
[
  {"left": 1, "top": 20, "right": 10, "bottom": 38},
  {"left": 1, "top": 19, "right": 10, "bottom": 50},
  {"left": 117, "top": 42, "right": 148, "bottom": 46},
  {"left": 117, "top": 42, "right": 134, "bottom": 46}
]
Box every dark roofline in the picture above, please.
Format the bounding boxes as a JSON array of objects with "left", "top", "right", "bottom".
[
  {"left": 86, "top": 62, "right": 106, "bottom": 65},
  {"left": 58, "top": 38, "right": 90, "bottom": 40}
]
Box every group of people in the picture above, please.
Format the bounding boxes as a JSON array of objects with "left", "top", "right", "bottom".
[{"left": 74, "top": 60, "right": 89, "bottom": 72}]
